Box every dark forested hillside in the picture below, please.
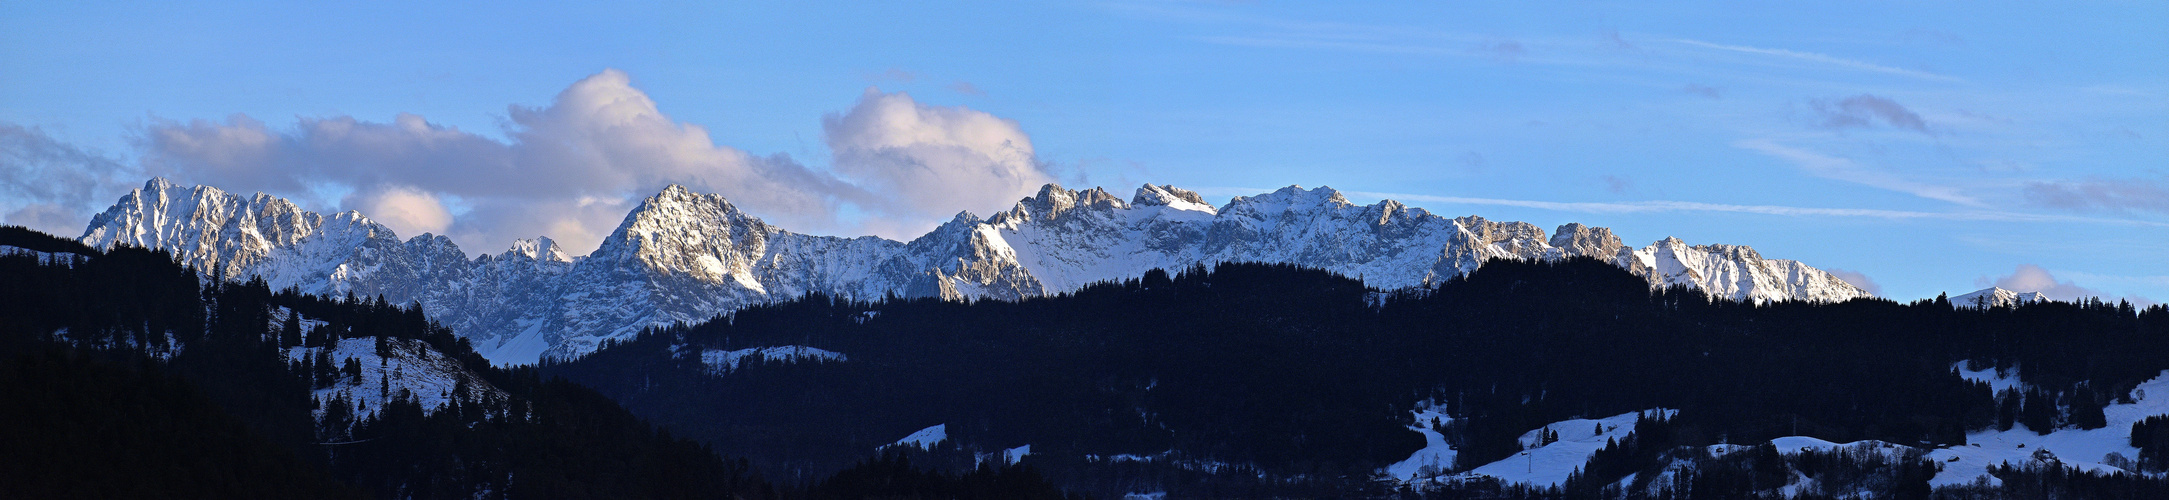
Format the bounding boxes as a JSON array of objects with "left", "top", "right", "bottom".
[
  {"left": 0, "top": 226, "right": 1076, "bottom": 499},
  {"left": 0, "top": 227, "right": 764, "bottom": 498},
  {"left": 546, "top": 256, "right": 2169, "bottom": 497}
]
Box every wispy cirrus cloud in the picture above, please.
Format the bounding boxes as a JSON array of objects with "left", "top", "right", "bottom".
[
  {"left": 1328, "top": 190, "right": 2169, "bottom": 228},
  {"left": 1734, "top": 139, "right": 1978, "bottom": 206},
  {"left": 1669, "top": 38, "right": 1962, "bottom": 82},
  {"left": 2024, "top": 176, "right": 2169, "bottom": 215}
]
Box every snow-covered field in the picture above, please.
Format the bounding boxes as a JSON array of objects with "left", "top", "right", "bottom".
[{"left": 1389, "top": 365, "right": 2169, "bottom": 494}]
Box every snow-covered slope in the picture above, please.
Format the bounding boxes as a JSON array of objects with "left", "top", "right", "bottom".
[
  {"left": 1395, "top": 409, "right": 1676, "bottom": 488},
  {"left": 1392, "top": 368, "right": 2169, "bottom": 494},
  {"left": 80, "top": 178, "right": 1871, "bottom": 364},
  {"left": 1950, "top": 287, "right": 2049, "bottom": 309}
]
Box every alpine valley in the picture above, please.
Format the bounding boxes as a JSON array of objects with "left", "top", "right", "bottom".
[{"left": 78, "top": 178, "right": 1869, "bottom": 364}]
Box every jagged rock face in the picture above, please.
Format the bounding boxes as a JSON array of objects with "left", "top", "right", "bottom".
[
  {"left": 82, "top": 178, "right": 1871, "bottom": 365},
  {"left": 1627, "top": 237, "right": 1868, "bottom": 304},
  {"left": 1950, "top": 287, "right": 2049, "bottom": 309}
]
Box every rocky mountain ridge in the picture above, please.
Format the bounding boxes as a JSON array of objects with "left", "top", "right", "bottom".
[{"left": 79, "top": 178, "right": 1872, "bottom": 364}]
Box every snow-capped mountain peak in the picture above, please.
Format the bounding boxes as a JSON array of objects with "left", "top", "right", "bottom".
[
  {"left": 1131, "top": 184, "right": 1216, "bottom": 214},
  {"left": 1950, "top": 287, "right": 2049, "bottom": 309},
  {"left": 80, "top": 179, "right": 1873, "bottom": 364},
  {"left": 503, "top": 236, "right": 573, "bottom": 263}
]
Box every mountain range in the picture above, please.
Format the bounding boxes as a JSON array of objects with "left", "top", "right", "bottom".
[{"left": 79, "top": 178, "right": 1871, "bottom": 364}]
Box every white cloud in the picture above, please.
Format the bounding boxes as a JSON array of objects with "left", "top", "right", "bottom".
[
  {"left": 1670, "top": 38, "right": 1962, "bottom": 82},
  {"left": 1823, "top": 268, "right": 1883, "bottom": 296},
  {"left": 350, "top": 185, "right": 452, "bottom": 237},
  {"left": 135, "top": 70, "right": 1050, "bottom": 254},
  {"left": 823, "top": 87, "right": 1053, "bottom": 230}
]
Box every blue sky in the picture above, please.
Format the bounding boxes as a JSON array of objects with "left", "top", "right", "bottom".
[{"left": 3, "top": 1, "right": 2165, "bottom": 302}]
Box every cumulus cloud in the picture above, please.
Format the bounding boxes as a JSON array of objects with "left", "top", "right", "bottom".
[
  {"left": 349, "top": 185, "right": 452, "bottom": 237},
  {"left": 823, "top": 87, "right": 1053, "bottom": 226},
  {"left": 1823, "top": 268, "right": 1882, "bottom": 296},
  {"left": 0, "top": 124, "right": 136, "bottom": 235},
  {"left": 1812, "top": 94, "right": 1929, "bottom": 133},
  {"left": 2023, "top": 176, "right": 2169, "bottom": 215},
  {"left": 137, "top": 69, "right": 1052, "bottom": 254}
]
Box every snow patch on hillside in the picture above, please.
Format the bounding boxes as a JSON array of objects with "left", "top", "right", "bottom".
[
  {"left": 290, "top": 335, "right": 503, "bottom": 420},
  {"left": 1385, "top": 403, "right": 1458, "bottom": 481},
  {"left": 886, "top": 424, "right": 947, "bottom": 450},
  {"left": 1923, "top": 369, "right": 2169, "bottom": 487},
  {"left": 0, "top": 245, "right": 83, "bottom": 267},
  {"left": 1397, "top": 409, "right": 1675, "bottom": 488},
  {"left": 1468, "top": 409, "right": 1675, "bottom": 488},
  {"left": 1953, "top": 361, "right": 2024, "bottom": 394}
]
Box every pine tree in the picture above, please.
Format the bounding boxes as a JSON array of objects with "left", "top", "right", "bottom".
[
  {"left": 280, "top": 311, "right": 302, "bottom": 348},
  {"left": 2071, "top": 389, "right": 2108, "bottom": 430},
  {"left": 342, "top": 357, "right": 362, "bottom": 383},
  {"left": 313, "top": 349, "right": 335, "bottom": 388},
  {"left": 1997, "top": 389, "right": 2021, "bottom": 431},
  {"left": 2021, "top": 388, "right": 2058, "bottom": 434}
]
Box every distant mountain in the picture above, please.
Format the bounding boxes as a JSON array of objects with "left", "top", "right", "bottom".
[
  {"left": 80, "top": 178, "right": 1871, "bottom": 364},
  {"left": 1950, "top": 287, "right": 2050, "bottom": 309}
]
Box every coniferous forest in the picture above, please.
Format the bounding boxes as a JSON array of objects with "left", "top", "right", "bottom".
[
  {"left": 8, "top": 222, "right": 2169, "bottom": 498},
  {"left": 0, "top": 226, "right": 1075, "bottom": 499},
  {"left": 543, "top": 246, "right": 2169, "bottom": 498}
]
